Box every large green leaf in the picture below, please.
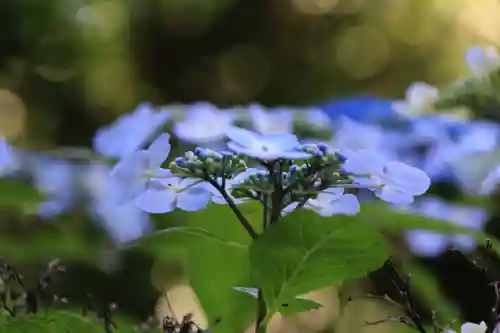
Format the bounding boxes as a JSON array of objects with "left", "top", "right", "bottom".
[
  {"left": 359, "top": 202, "right": 487, "bottom": 234},
  {"left": 249, "top": 209, "right": 390, "bottom": 316},
  {"left": 140, "top": 202, "right": 262, "bottom": 333}
]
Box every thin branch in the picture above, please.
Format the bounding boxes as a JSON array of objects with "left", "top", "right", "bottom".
[{"left": 207, "top": 178, "right": 258, "bottom": 240}]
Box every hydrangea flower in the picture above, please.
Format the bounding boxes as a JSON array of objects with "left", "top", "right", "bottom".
[
  {"left": 447, "top": 321, "right": 488, "bottom": 333},
  {"left": 320, "top": 96, "right": 395, "bottom": 124},
  {"left": 342, "top": 150, "right": 430, "bottom": 204},
  {"left": 480, "top": 164, "right": 500, "bottom": 195},
  {"left": 205, "top": 177, "right": 246, "bottom": 205},
  {"left": 465, "top": 45, "right": 500, "bottom": 76},
  {"left": 248, "top": 104, "right": 294, "bottom": 134},
  {"left": 331, "top": 117, "right": 386, "bottom": 158},
  {"left": 173, "top": 102, "right": 236, "bottom": 144},
  {"left": 403, "top": 197, "right": 487, "bottom": 257},
  {"left": 109, "top": 133, "right": 172, "bottom": 203},
  {"left": 392, "top": 82, "right": 439, "bottom": 117},
  {"left": 31, "top": 156, "right": 77, "bottom": 219},
  {"left": 301, "top": 108, "right": 332, "bottom": 128},
  {"left": 135, "top": 176, "right": 211, "bottom": 214},
  {"left": 84, "top": 163, "right": 152, "bottom": 244},
  {"left": 93, "top": 103, "right": 170, "bottom": 158},
  {"left": 0, "top": 136, "right": 13, "bottom": 174},
  {"left": 225, "top": 126, "right": 312, "bottom": 160},
  {"left": 282, "top": 188, "right": 360, "bottom": 217}
]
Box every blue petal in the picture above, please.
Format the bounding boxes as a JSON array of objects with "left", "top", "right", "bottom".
[
  {"left": 176, "top": 188, "right": 211, "bottom": 211},
  {"left": 147, "top": 133, "right": 171, "bottom": 167},
  {"left": 225, "top": 126, "right": 260, "bottom": 148},
  {"left": 404, "top": 230, "right": 448, "bottom": 257},
  {"left": 110, "top": 151, "right": 150, "bottom": 202},
  {"left": 135, "top": 181, "right": 176, "bottom": 214}
]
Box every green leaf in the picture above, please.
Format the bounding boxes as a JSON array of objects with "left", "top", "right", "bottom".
[
  {"left": 0, "top": 178, "right": 44, "bottom": 210},
  {"left": 231, "top": 286, "right": 322, "bottom": 316},
  {"left": 278, "top": 297, "right": 322, "bottom": 316},
  {"left": 0, "top": 311, "right": 102, "bottom": 333},
  {"left": 359, "top": 202, "right": 487, "bottom": 235},
  {"left": 249, "top": 209, "right": 390, "bottom": 316},
  {"left": 140, "top": 203, "right": 262, "bottom": 333}
]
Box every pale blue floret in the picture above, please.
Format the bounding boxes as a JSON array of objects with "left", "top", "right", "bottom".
[
  {"left": 403, "top": 197, "right": 487, "bottom": 257},
  {"left": 0, "top": 137, "right": 13, "bottom": 174},
  {"left": 93, "top": 103, "right": 171, "bottom": 158},
  {"left": 109, "top": 133, "right": 172, "bottom": 203},
  {"left": 135, "top": 176, "right": 211, "bottom": 214},
  {"left": 282, "top": 188, "right": 360, "bottom": 217},
  {"left": 342, "top": 150, "right": 431, "bottom": 205},
  {"left": 225, "top": 126, "right": 312, "bottom": 160}
]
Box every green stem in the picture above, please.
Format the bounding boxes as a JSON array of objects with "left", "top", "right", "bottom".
[
  {"left": 255, "top": 193, "right": 269, "bottom": 333},
  {"left": 207, "top": 178, "right": 258, "bottom": 240}
]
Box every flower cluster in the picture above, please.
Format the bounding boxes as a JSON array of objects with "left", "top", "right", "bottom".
[
  {"left": 109, "top": 122, "right": 431, "bottom": 221},
  {"left": 0, "top": 45, "right": 499, "bottom": 255}
]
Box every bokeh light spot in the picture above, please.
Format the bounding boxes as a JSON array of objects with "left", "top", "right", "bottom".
[
  {"left": 216, "top": 44, "right": 273, "bottom": 101},
  {"left": 0, "top": 90, "right": 27, "bottom": 139},
  {"left": 292, "top": 0, "right": 339, "bottom": 15},
  {"left": 76, "top": 2, "right": 126, "bottom": 40},
  {"left": 335, "top": 24, "right": 390, "bottom": 79},
  {"left": 384, "top": 1, "right": 439, "bottom": 45}
]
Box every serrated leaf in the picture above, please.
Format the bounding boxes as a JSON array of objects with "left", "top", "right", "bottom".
[
  {"left": 139, "top": 203, "right": 262, "bottom": 333},
  {"left": 249, "top": 209, "right": 390, "bottom": 316}
]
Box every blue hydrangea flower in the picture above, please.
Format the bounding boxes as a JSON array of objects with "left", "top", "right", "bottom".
[
  {"left": 331, "top": 117, "right": 389, "bottom": 158},
  {"left": 84, "top": 162, "right": 152, "bottom": 244},
  {"left": 465, "top": 45, "right": 500, "bottom": 76},
  {"left": 319, "top": 96, "right": 395, "bottom": 124},
  {"left": 392, "top": 82, "right": 439, "bottom": 117},
  {"left": 0, "top": 137, "right": 13, "bottom": 174},
  {"left": 403, "top": 197, "right": 487, "bottom": 257},
  {"left": 282, "top": 188, "right": 360, "bottom": 217},
  {"left": 248, "top": 104, "right": 294, "bottom": 134},
  {"left": 93, "top": 103, "right": 171, "bottom": 158},
  {"left": 301, "top": 108, "right": 332, "bottom": 128},
  {"left": 225, "top": 126, "right": 312, "bottom": 160},
  {"left": 135, "top": 176, "right": 211, "bottom": 214},
  {"left": 343, "top": 150, "right": 430, "bottom": 204},
  {"left": 31, "top": 156, "right": 77, "bottom": 219},
  {"left": 205, "top": 177, "right": 246, "bottom": 205},
  {"left": 173, "top": 102, "right": 236, "bottom": 144},
  {"left": 109, "top": 133, "right": 172, "bottom": 203}
]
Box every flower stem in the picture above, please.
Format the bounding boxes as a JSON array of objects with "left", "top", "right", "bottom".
[
  {"left": 255, "top": 194, "right": 270, "bottom": 333},
  {"left": 208, "top": 178, "right": 258, "bottom": 240}
]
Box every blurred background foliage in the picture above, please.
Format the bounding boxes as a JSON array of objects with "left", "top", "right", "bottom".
[
  {"left": 2, "top": 0, "right": 499, "bottom": 147},
  {"left": 1, "top": 0, "right": 500, "bottom": 332}
]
